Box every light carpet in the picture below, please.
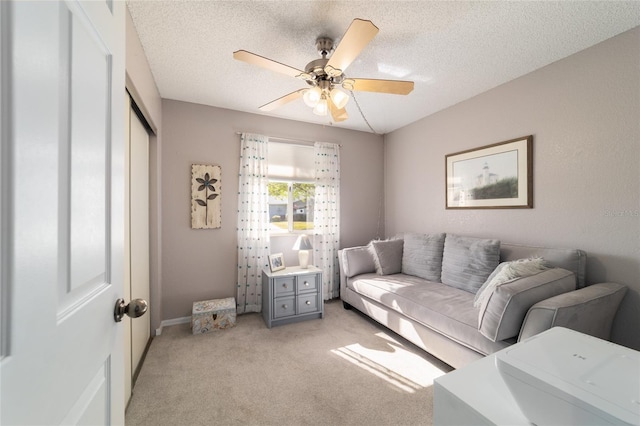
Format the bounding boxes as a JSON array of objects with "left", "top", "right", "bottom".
[{"left": 125, "top": 300, "right": 453, "bottom": 425}]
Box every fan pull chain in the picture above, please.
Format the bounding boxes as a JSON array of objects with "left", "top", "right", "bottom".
[{"left": 349, "top": 90, "right": 379, "bottom": 135}]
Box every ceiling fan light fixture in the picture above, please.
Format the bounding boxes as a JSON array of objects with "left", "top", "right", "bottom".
[
  {"left": 313, "top": 96, "right": 328, "bottom": 116},
  {"left": 330, "top": 88, "right": 349, "bottom": 109},
  {"left": 303, "top": 86, "right": 322, "bottom": 107},
  {"left": 234, "top": 19, "right": 414, "bottom": 124}
]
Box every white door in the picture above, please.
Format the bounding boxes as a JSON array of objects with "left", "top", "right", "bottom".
[{"left": 0, "top": 1, "right": 126, "bottom": 424}]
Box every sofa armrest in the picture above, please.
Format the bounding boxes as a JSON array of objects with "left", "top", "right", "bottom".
[
  {"left": 518, "top": 282, "right": 627, "bottom": 342},
  {"left": 338, "top": 249, "right": 348, "bottom": 299}
]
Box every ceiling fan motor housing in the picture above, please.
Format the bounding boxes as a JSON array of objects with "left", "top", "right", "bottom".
[
  {"left": 305, "top": 37, "right": 337, "bottom": 86},
  {"left": 305, "top": 58, "right": 329, "bottom": 80},
  {"left": 304, "top": 58, "right": 345, "bottom": 88},
  {"left": 305, "top": 35, "right": 346, "bottom": 88}
]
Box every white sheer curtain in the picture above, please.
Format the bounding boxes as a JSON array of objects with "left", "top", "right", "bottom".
[
  {"left": 236, "top": 133, "right": 270, "bottom": 313},
  {"left": 313, "top": 142, "right": 340, "bottom": 299}
]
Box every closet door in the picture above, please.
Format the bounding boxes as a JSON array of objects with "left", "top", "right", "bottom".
[
  {"left": 129, "top": 104, "right": 150, "bottom": 381},
  {"left": 124, "top": 96, "right": 150, "bottom": 405}
]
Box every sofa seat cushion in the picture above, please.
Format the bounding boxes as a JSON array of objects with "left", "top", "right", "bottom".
[{"left": 347, "top": 273, "right": 510, "bottom": 356}]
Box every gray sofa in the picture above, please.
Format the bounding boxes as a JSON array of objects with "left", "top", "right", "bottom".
[{"left": 339, "top": 233, "right": 627, "bottom": 369}]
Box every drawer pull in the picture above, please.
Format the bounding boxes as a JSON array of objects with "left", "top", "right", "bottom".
[
  {"left": 304, "top": 281, "right": 309, "bottom": 286},
  {"left": 306, "top": 301, "right": 311, "bottom": 305},
  {"left": 282, "top": 304, "right": 288, "bottom": 309},
  {"left": 282, "top": 284, "right": 288, "bottom": 289}
]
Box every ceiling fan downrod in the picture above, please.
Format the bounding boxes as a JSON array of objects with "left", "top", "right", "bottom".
[{"left": 316, "top": 37, "right": 334, "bottom": 58}]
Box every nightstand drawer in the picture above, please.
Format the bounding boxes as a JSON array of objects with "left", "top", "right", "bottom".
[
  {"left": 274, "top": 277, "right": 295, "bottom": 297},
  {"left": 297, "top": 293, "right": 319, "bottom": 314},
  {"left": 273, "top": 296, "right": 295, "bottom": 318},
  {"left": 297, "top": 275, "right": 318, "bottom": 294}
]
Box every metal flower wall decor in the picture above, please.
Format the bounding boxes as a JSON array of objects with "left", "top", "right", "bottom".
[{"left": 191, "top": 164, "right": 221, "bottom": 229}]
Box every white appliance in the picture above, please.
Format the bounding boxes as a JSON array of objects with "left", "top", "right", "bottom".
[{"left": 496, "top": 327, "right": 640, "bottom": 425}]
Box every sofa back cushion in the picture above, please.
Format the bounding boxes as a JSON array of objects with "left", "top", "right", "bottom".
[
  {"left": 401, "top": 233, "right": 446, "bottom": 282},
  {"left": 500, "top": 243, "right": 587, "bottom": 288},
  {"left": 368, "top": 239, "right": 404, "bottom": 275},
  {"left": 441, "top": 234, "right": 500, "bottom": 293}
]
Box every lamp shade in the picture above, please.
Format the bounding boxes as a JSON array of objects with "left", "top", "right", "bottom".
[
  {"left": 292, "top": 234, "right": 313, "bottom": 251},
  {"left": 330, "top": 88, "right": 349, "bottom": 109},
  {"left": 312, "top": 97, "right": 328, "bottom": 116},
  {"left": 303, "top": 86, "right": 321, "bottom": 107}
]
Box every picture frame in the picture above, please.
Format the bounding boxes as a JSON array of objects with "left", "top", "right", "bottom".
[
  {"left": 268, "top": 253, "right": 285, "bottom": 272},
  {"left": 446, "top": 136, "right": 533, "bottom": 209},
  {"left": 191, "top": 164, "right": 222, "bottom": 229}
]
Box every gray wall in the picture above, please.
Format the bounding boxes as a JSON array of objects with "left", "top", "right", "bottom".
[
  {"left": 161, "top": 100, "right": 383, "bottom": 320},
  {"left": 384, "top": 27, "right": 640, "bottom": 350}
]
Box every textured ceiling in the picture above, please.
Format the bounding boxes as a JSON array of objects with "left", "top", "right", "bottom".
[{"left": 126, "top": 1, "right": 640, "bottom": 134}]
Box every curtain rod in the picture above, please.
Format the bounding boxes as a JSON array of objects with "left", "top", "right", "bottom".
[{"left": 235, "top": 132, "right": 341, "bottom": 147}]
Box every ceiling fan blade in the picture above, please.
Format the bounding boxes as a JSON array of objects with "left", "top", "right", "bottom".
[
  {"left": 325, "top": 19, "right": 379, "bottom": 77},
  {"left": 259, "top": 89, "right": 306, "bottom": 112},
  {"left": 233, "top": 50, "right": 310, "bottom": 80},
  {"left": 329, "top": 97, "right": 348, "bottom": 122},
  {"left": 343, "top": 78, "right": 414, "bottom": 95}
]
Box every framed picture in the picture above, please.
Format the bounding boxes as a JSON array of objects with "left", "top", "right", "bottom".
[
  {"left": 191, "top": 164, "right": 222, "bottom": 229},
  {"left": 268, "top": 253, "right": 285, "bottom": 272},
  {"left": 446, "top": 136, "right": 533, "bottom": 209}
]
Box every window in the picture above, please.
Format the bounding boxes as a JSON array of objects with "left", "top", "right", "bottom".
[
  {"left": 268, "top": 141, "right": 315, "bottom": 234},
  {"left": 268, "top": 182, "right": 314, "bottom": 233}
]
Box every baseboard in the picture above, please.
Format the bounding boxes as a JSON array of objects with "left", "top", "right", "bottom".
[{"left": 155, "top": 316, "right": 191, "bottom": 336}]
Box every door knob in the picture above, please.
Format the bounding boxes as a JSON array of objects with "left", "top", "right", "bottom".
[{"left": 114, "top": 298, "right": 148, "bottom": 322}]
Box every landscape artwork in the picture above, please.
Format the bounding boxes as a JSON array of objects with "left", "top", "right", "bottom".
[
  {"left": 446, "top": 136, "right": 533, "bottom": 209},
  {"left": 191, "top": 164, "right": 222, "bottom": 229}
]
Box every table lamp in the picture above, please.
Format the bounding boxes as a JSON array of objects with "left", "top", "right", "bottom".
[{"left": 292, "top": 234, "right": 313, "bottom": 269}]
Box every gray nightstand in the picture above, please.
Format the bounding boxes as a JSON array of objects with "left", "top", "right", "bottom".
[{"left": 262, "top": 266, "right": 324, "bottom": 328}]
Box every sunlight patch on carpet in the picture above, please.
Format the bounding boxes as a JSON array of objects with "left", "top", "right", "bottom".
[{"left": 330, "top": 332, "right": 447, "bottom": 393}]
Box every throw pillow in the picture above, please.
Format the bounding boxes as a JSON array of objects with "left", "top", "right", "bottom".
[
  {"left": 441, "top": 234, "right": 500, "bottom": 293},
  {"left": 401, "top": 233, "right": 446, "bottom": 282},
  {"left": 341, "top": 246, "right": 377, "bottom": 277},
  {"left": 473, "top": 257, "right": 548, "bottom": 308},
  {"left": 477, "top": 268, "right": 576, "bottom": 342},
  {"left": 368, "top": 239, "right": 404, "bottom": 275}
]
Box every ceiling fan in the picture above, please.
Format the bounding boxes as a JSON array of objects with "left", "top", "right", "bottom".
[{"left": 233, "top": 19, "right": 414, "bottom": 123}]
